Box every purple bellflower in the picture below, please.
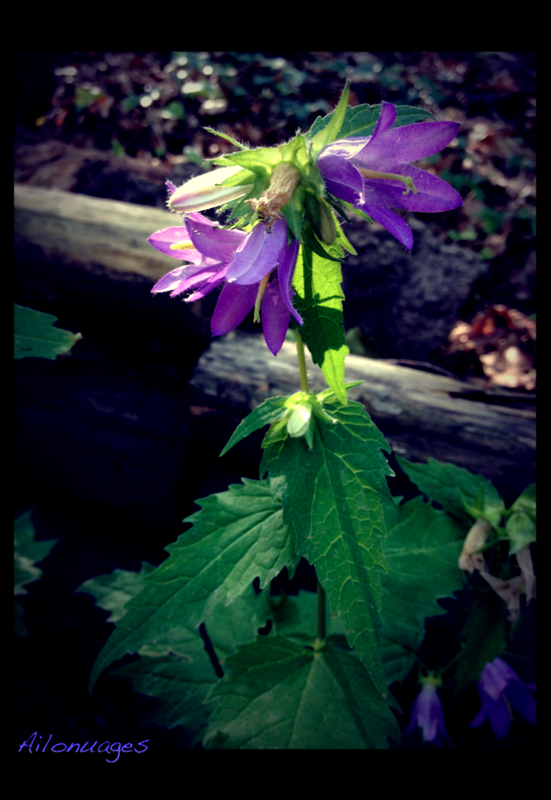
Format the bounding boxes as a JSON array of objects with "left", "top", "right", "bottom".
[
  {"left": 149, "top": 207, "right": 301, "bottom": 356},
  {"left": 470, "top": 657, "right": 536, "bottom": 739},
  {"left": 317, "top": 101, "right": 462, "bottom": 250},
  {"left": 406, "top": 681, "right": 452, "bottom": 747}
]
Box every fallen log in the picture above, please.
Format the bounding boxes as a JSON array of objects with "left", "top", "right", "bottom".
[
  {"left": 190, "top": 331, "right": 535, "bottom": 501},
  {"left": 14, "top": 184, "right": 535, "bottom": 501}
]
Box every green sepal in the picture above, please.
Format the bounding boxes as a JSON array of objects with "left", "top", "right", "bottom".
[
  {"left": 301, "top": 218, "right": 342, "bottom": 262},
  {"left": 219, "top": 396, "right": 287, "bottom": 457},
  {"left": 309, "top": 80, "right": 350, "bottom": 162},
  {"left": 203, "top": 126, "right": 249, "bottom": 151}
]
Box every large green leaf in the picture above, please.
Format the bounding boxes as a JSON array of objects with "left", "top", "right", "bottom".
[
  {"left": 396, "top": 456, "right": 503, "bottom": 527},
  {"left": 261, "top": 398, "right": 393, "bottom": 695},
  {"left": 306, "top": 103, "right": 436, "bottom": 147},
  {"left": 204, "top": 635, "right": 400, "bottom": 749},
  {"left": 379, "top": 497, "right": 466, "bottom": 684},
  {"left": 14, "top": 304, "right": 82, "bottom": 360},
  {"left": 90, "top": 479, "right": 299, "bottom": 690},
  {"left": 292, "top": 245, "right": 349, "bottom": 404},
  {"left": 111, "top": 588, "right": 267, "bottom": 746}
]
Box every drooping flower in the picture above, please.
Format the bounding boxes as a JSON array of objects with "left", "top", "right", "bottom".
[
  {"left": 470, "top": 657, "right": 536, "bottom": 739},
  {"left": 406, "top": 680, "right": 452, "bottom": 747},
  {"left": 149, "top": 209, "right": 301, "bottom": 356},
  {"left": 316, "top": 101, "right": 462, "bottom": 250}
]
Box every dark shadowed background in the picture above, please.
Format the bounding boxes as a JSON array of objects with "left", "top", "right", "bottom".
[{"left": 14, "top": 52, "right": 536, "bottom": 751}]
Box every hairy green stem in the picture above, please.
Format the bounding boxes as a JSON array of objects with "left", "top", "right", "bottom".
[
  {"left": 295, "top": 329, "right": 310, "bottom": 393},
  {"left": 315, "top": 580, "right": 326, "bottom": 647}
]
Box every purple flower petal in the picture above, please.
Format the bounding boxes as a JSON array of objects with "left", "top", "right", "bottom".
[
  {"left": 226, "top": 219, "right": 287, "bottom": 286},
  {"left": 406, "top": 683, "right": 451, "bottom": 746},
  {"left": 372, "top": 101, "right": 397, "bottom": 139},
  {"left": 504, "top": 680, "right": 536, "bottom": 725},
  {"left": 186, "top": 217, "right": 246, "bottom": 263},
  {"left": 361, "top": 200, "right": 414, "bottom": 250},
  {"left": 261, "top": 278, "right": 291, "bottom": 356},
  {"left": 316, "top": 155, "right": 365, "bottom": 207},
  {"left": 180, "top": 265, "right": 228, "bottom": 300},
  {"left": 362, "top": 164, "right": 463, "bottom": 213},
  {"left": 151, "top": 264, "right": 221, "bottom": 296},
  {"left": 210, "top": 281, "right": 258, "bottom": 336},
  {"left": 354, "top": 120, "right": 460, "bottom": 169},
  {"left": 277, "top": 236, "right": 302, "bottom": 325},
  {"left": 148, "top": 227, "right": 204, "bottom": 262}
]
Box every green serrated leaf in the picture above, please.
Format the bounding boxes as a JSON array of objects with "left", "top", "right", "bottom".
[
  {"left": 77, "top": 562, "right": 156, "bottom": 623},
  {"left": 112, "top": 587, "right": 267, "bottom": 747},
  {"left": 204, "top": 635, "right": 399, "bottom": 749},
  {"left": 89, "top": 479, "right": 299, "bottom": 691},
  {"left": 379, "top": 497, "right": 466, "bottom": 684},
  {"left": 307, "top": 102, "right": 436, "bottom": 147},
  {"left": 14, "top": 511, "right": 57, "bottom": 596},
  {"left": 506, "top": 511, "right": 536, "bottom": 555},
  {"left": 396, "top": 456, "right": 502, "bottom": 527},
  {"left": 14, "top": 511, "right": 57, "bottom": 637},
  {"left": 261, "top": 399, "right": 393, "bottom": 695},
  {"left": 14, "top": 304, "right": 82, "bottom": 360},
  {"left": 508, "top": 484, "right": 536, "bottom": 519},
  {"left": 220, "top": 396, "right": 288, "bottom": 457},
  {"left": 293, "top": 246, "right": 348, "bottom": 404}
]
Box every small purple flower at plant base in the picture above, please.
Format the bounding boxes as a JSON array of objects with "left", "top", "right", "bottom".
[
  {"left": 149, "top": 211, "right": 301, "bottom": 356},
  {"left": 406, "top": 680, "right": 453, "bottom": 747},
  {"left": 470, "top": 657, "right": 536, "bottom": 740},
  {"left": 316, "top": 101, "right": 462, "bottom": 250}
]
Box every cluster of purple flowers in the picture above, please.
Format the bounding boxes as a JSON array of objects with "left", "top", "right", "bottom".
[
  {"left": 407, "top": 658, "right": 536, "bottom": 746},
  {"left": 148, "top": 101, "right": 462, "bottom": 354}
]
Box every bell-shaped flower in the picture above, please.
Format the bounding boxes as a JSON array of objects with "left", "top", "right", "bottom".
[
  {"left": 149, "top": 212, "right": 301, "bottom": 356},
  {"left": 317, "top": 101, "right": 462, "bottom": 250},
  {"left": 406, "top": 681, "right": 453, "bottom": 747},
  {"left": 470, "top": 657, "right": 536, "bottom": 739}
]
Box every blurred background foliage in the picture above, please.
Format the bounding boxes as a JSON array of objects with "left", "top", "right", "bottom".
[
  {"left": 16, "top": 51, "right": 536, "bottom": 260},
  {"left": 15, "top": 51, "right": 536, "bottom": 388}
]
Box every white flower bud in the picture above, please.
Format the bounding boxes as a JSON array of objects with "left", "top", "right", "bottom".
[{"left": 168, "top": 166, "right": 253, "bottom": 212}]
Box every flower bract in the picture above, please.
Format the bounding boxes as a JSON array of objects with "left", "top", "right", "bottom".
[
  {"left": 470, "top": 657, "right": 536, "bottom": 739},
  {"left": 317, "top": 101, "right": 462, "bottom": 250},
  {"left": 149, "top": 211, "right": 301, "bottom": 356}
]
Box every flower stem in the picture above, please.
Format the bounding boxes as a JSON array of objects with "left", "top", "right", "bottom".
[
  {"left": 315, "top": 579, "right": 326, "bottom": 647},
  {"left": 295, "top": 329, "right": 310, "bottom": 393}
]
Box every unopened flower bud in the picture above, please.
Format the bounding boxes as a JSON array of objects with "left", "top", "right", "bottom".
[
  {"left": 168, "top": 166, "right": 253, "bottom": 213},
  {"left": 287, "top": 401, "right": 312, "bottom": 438}
]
